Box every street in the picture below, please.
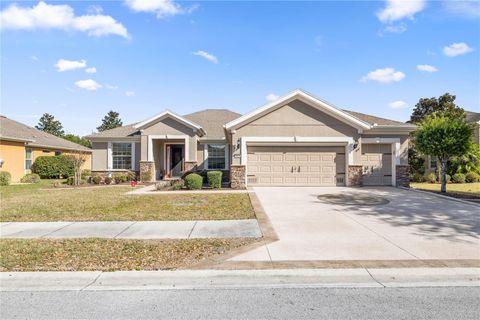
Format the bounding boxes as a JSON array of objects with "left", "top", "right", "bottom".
[{"left": 1, "top": 287, "right": 479, "bottom": 319}]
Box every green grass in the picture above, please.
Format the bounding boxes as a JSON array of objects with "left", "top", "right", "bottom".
[
  {"left": 0, "top": 238, "right": 257, "bottom": 271},
  {"left": 411, "top": 182, "right": 480, "bottom": 198},
  {"left": 0, "top": 180, "right": 255, "bottom": 221}
]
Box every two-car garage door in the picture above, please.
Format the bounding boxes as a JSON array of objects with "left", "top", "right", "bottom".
[{"left": 247, "top": 146, "right": 345, "bottom": 186}]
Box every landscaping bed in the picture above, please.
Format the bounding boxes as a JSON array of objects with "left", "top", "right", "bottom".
[
  {"left": 0, "top": 238, "right": 259, "bottom": 271},
  {"left": 0, "top": 182, "right": 255, "bottom": 221}
]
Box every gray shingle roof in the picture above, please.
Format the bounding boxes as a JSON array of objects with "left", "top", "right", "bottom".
[
  {"left": 184, "top": 109, "right": 241, "bottom": 139},
  {"left": 466, "top": 111, "right": 480, "bottom": 123},
  {"left": 342, "top": 110, "right": 410, "bottom": 126},
  {"left": 85, "top": 123, "right": 140, "bottom": 138},
  {"left": 0, "top": 116, "right": 91, "bottom": 152}
]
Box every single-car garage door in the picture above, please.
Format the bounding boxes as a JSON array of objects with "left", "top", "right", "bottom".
[
  {"left": 361, "top": 144, "right": 392, "bottom": 186},
  {"left": 247, "top": 146, "right": 345, "bottom": 186}
]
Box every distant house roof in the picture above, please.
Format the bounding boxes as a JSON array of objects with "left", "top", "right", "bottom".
[
  {"left": 0, "top": 116, "right": 91, "bottom": 152},
  {"left": 466, "top": 111, "right": 480, "bottom": 123},
  {"left": 184, "top": 109, "right": 242, "bottom": 139}
]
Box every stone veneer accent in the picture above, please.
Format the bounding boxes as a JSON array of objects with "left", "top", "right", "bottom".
[
  {"left": 395, "top": 165, "right": 410, "bottom": 187},
  {"left": 139, "top": 161, "right": 154, "bottom": 183},
  {"left": 230, "top": 165, "right": 246, "bottom": 189},
  {"left": 347, "top": 165, "right": 363, "bottom": 186},
  {"left": 184, "top": 161, "right": 197, "bottom": 173}
]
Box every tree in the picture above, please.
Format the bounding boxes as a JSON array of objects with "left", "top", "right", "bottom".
[
  {"left": 68, "top": 151, "right": 90, "bottom": 186},
  {"left": 409, "top": 93, "right": 465, "bottom": 124},
  {"left": 414, "top": 114, "right": 473, "bottom": 193},
  {"left": 36, "top": 113, "right": 64, "bottom": 137},
  {"left": 97, "top": 111, "right": 122, "bottom": 132},
  {"left": 63, "top": 134, "right": 92, "bottom": 148}
]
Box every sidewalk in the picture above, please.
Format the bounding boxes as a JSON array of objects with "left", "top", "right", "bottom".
[
  {"left": 1, "top": 268, "right": 478, "bottom": 291},
  {"left": 0, "top": 220, "right": 262, "bottom": 239}
]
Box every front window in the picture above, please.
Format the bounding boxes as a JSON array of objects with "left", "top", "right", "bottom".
[
  {"left": 207, "top": 144, "right": 226, "bottom": 170},
  {"left": 112, "top": 143, "right": 132, "bottom": 169},
  {"left": 25, "top": 148, "right": 33, "bottom": 170}
]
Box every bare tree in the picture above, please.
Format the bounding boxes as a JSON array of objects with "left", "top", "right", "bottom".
[{"left": 68, "top": 151, "right": 90, "bottom": 186}]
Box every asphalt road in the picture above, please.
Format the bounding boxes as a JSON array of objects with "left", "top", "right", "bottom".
[{"left": 1, "top": 287, "right": 479, "bottom": 319}]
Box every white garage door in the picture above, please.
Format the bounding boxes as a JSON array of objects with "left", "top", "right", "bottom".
[
  {"left": 361, "top": 144, "right": 392, "bottom": 186},
  {"left": 247, "top": 146, "right": 345, "bottom": 186}
]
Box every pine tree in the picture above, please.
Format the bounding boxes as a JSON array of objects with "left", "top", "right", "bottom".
[
  {"left": 35, "top": 113, "right": 65, "bottom": 137},
  {"left": 97, "top": 111, "right": 123, "bottom": 132}
]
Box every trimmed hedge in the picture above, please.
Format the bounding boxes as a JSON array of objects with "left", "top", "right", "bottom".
[
  {"left": 32, "top": 155, "right": 74, "bottom": 178},
  {"left": 0, "top": 171, "right": 11, "bottom": 186},
  {"left": 207, "top": 171, "right": 222, "bottom": 189},
  {"left": 20, "top": 173, "right": 41, "bottom": 184},
  {"left": 184, "top": 173, "right": 203, "bottom": 190}
]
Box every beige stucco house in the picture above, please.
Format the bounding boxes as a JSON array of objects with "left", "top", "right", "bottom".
[{"left": 86, "top": 89, "right": 416, "bottom": 188}]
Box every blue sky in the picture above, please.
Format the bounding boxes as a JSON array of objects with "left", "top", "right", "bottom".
[{"left": 1, "top": 0, "right": 479, "bottom": 136}]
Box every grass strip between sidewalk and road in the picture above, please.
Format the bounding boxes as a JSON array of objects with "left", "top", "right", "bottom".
[
  {"left": 410, "top": 182, "right": 480, "bottom": 199},
  {"left": 0, "top": 180, "right": 255, "bottom": 221},
  {"left": 0, "top": 238, "right": 259, "bottom": 272}
]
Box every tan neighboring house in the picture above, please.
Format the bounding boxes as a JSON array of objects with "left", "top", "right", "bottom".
[
  {"left": 0, "top": 116, "right": 92, "bottom": 182},
  {"left": 87, "top": 89, "right": 416, "bottom": 188}
]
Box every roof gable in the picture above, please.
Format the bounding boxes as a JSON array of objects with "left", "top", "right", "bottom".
[
  {"left": 225, "top": 89, "right": 372, "bottom": 131},
  {"left": 134, "top": 110, "right": 205, "bottom": 136}
]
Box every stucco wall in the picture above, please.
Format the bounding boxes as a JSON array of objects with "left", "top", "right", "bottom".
[
  {"left": 359, "top": 134, "right": 410, "bottom": 165},
  {"left": 0, "top": 140, "right": 25, "bottom": 182},
  {"left": 91, "top": 142, "right": 108, "bottom": 171}
]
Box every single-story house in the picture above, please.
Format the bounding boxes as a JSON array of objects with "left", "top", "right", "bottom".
[
  {"left": 86, "top": 89, "right": 416, "bottom": 188},
  {"left": 0, "top": 116, "right": 92, "bottom": 182}
]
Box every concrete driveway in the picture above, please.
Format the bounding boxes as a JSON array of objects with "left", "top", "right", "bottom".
[{"left": 231, "top": 187, "right": 480, "bottom": 262}]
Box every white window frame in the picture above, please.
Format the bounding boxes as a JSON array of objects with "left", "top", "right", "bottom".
[
  {"left": 25, "top": 148, "right": 33, "bottom": 172},
  {"left": 108, "top": 142, "right": 135, "bottom": 170},
  {"left": 204, "top": 144, "right": 228, "bottom": 170}
]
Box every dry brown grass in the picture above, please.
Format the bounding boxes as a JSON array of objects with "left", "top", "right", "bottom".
[{"left": 0, "top": 238, "right": 258, "bottom": 271}]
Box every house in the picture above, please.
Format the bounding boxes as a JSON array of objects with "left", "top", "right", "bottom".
[
  {"left": 86, "top": 89, "right": 416, "bottom": 188},
  {"left": 0, "top": 116, "right": 92, "bottom": 182}
]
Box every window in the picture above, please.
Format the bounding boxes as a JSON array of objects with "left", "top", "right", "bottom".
[
  {"left": 112, "top": 143, "right": 132, "bottom": 169},
  {"left": 25, "top": 148, "right": 33, "bottom": 170},
  {"left": 207, "top": 144, "right": 226, "bottom": 170}
]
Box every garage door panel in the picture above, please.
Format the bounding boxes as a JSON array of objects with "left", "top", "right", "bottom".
[
  {"left": 361, "top": 144, "right": 392, "bottom": 186},
  {"left": 247, "top": 146, "right": 345, "bottom": 186}
]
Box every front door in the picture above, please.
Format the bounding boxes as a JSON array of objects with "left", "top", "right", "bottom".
[{"left": 166, "top": 144, "right": 184, "bottom": 178}]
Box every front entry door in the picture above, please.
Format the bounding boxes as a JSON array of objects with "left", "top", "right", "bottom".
[{"left": 166, "top": 144, "right": 184, "bottom": 178}]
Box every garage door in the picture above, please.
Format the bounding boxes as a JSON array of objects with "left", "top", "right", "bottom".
[
  {"left": 247, "top": 146, "right": 345, "bottom": 186},
  {"left": 361, "top": 144, "right": 392, "bottom": 186}
]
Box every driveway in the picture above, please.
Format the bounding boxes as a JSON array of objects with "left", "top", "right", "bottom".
[{"left": 231, "top": 187, "right": 480, "bottom": 262}]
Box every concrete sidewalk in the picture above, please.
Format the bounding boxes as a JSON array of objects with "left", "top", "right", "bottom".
[
  {"left": 1, "top": 268, "right": 478, "bottom": 291},
  {"left": 0, "top": 220, "right": 262, "bottom": 239}
]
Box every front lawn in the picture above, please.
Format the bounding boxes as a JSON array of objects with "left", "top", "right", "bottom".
[
  {"left": 0, "top": 238, "right": 257, "bottom": 271},
  {"left": 0, "top": 180, "right": 255, "bottom": 221},
  {"left": 411, "top": 182, "right": 480, "bottom": 198}
]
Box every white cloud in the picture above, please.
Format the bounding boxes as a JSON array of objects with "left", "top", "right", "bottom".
[
  {"left": 443, "top": 1, "right": 480, "bottom": 18},
  {"left": 377, "top": 0, "right": 426, "bottom": 23},
  {"left": 75, "top": 79, "right": 102, "bottom": 91},
  {"left": 125, "top": 90, "right": 135, "bottom": 96},
  {"left": 443, "top": 42, "right": 474, "bottom": 57},
  {"left": 124, "top": 0, "right": 197, "bottom": 18},
  {"left": 0, "top": 1, "right": 129, "bottom": 38},
  {"left": 106, "top": 84, "right": 118, "bottom": 90},
  {"left": 55, "top": 59, "right": 87, "bottom": 72},
  {"left": 85, "top": 67, "right": 97, "bottom": 74},
  {"left": 193, "top": 50, "right": 218, "bottom": 64},
  {"left": 382, "top": 24, "right": 407, "bottom": 34},
  {"left": 417, "top": 64, "right": 438, "bottom": 72},
  {"left": 389, "top": 100, "right": 409, "bottom": 109},
  {"left": 361, "top": 68, "right": 405, "bottom": 83},
  {"left": 30, "top": 55, "right": 39, "bottom": 61},
  {"left": 265, "top": 93, "right": 279, "bottom": 102}
]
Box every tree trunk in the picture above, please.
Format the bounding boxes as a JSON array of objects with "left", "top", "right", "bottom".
[{"left": 440, "top": 159, "right": 447, "bottom": 193}]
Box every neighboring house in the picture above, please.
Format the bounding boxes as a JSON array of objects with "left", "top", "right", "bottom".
[
  {"left": 424, "top": 110, "right": 480, "bottom": 172},
  {"left": 0, "top": 116, "right": 92, "bottom": 182},
  {"left": 86, "top": 89, "right": 416, "bottom": 188}
]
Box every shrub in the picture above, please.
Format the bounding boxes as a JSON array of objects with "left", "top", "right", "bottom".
[
  {"left": 172, "top": 179, "right": 184, "bottom": 190},
  {"left": 445, "top": 174, "right": 451, "bottom": 184},
  {"left": 207, "top": 171, "right": 222, "bottom": 189},
  {"left": 81, "top": 169, "right": 91, "bottom": 179},
  {"left": 465, "top": 172, "right": 480, "bottom": 183},
  {"left": 114, "top": 175, "right": 128, "bottom": 184},
  {"left": 184, "top": 173, "right": 203, "bottom": 190},
  {"left": 32, "top": 155, "right": 74, "bottom": 178},
  {"left": 0, "top": 171, "right": 11, "bottom": 186},
  {"left": 92, "top": 176, "right": 102, "bottom": 184},
  {"left": 20, "top": 173, "right": 40, "bottom": 184},
  {"left": 104, "top": 176, "right": 112, "bottom": 185},
  {"left": 126, "top": 171, "right": 136, "bottom": 181},
  {"left": 424, "top": 172, "right": 437, "bottom": 184},
  {"left": 66, "top": 176, "right": 87, "bottom": 186},
  {"left": 411, "top": 173, "right": 424, "bottom": 183},
  {"left": 452, "top": 173, "right": 466, "bottom": 184}
]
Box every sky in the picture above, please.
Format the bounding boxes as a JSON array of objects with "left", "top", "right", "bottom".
[{"left": 1, "top": 0, "right": 479, "bottom": 136}]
